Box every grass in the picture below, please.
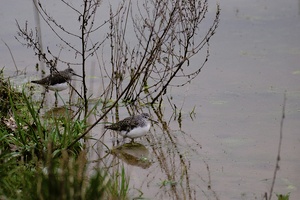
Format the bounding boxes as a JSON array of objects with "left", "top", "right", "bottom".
[
  {"left": 276, "top": 193, "right": 290, "bottom": 200},
  {"left": 0, "top": 71, "right": 130, "bottom": 199}
]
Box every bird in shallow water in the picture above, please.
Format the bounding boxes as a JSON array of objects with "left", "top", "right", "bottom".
[
  {"left": 31, "top": 68, "right": 81, "bottom": 91},
  {"left": 105, "top": 113, "right": 154, "bottom": 143}
]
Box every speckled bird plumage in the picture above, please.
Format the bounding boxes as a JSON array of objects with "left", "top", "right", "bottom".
[
  {"left": 31, "top": 68, "right": 80, "bottom": 91},
  {"left": 105, "top": 113, "right": 151, "bottom": 141}
]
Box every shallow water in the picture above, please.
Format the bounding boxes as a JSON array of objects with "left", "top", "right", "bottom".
[{"left": 1, "top": 0, "right": 300, "bottom": 199}]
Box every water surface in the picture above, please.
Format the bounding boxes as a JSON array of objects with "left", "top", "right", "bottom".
[{"left": 0, "top": 0, "right": 299, "bottom": 199}]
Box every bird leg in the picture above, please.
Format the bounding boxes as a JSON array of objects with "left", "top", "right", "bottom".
[{"left": 54, "top": 91, "right": 58, "bottom": 107}]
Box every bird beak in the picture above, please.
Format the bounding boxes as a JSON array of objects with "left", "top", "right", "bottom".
[
  {"left": 73, "top": 73, "right": 82, "bottom": 78},
  {"left": 150, "top": 118, "right": 158, "bottom": 124}
]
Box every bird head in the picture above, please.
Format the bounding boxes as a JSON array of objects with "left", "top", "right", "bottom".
[{"left": 66, "top": 68, "right": 82, "bottom": 78}]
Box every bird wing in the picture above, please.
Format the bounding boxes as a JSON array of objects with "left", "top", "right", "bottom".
[
  {"left": 121, "top": 116, "right": 140, "bottom": 131},
  {"left": 105, "top": 116, "right": 140, "bottom": 132},
  {"left": 48, "top": 73, "right": 69, "bottom": 84},
  {"left": 31, "top": 72, "right": 69, "bottom": 85}
]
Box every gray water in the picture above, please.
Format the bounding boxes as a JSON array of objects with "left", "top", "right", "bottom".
[{"left": 0, "top": 0, "right": 299, "bottom": 199}]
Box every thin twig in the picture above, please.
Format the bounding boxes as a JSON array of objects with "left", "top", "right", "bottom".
[
  {"left": 268, "top": 91, "right": 286, "bottom": 200},
  {"left": 1, "top": 40, "right": 19, "bottom": 73}
]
